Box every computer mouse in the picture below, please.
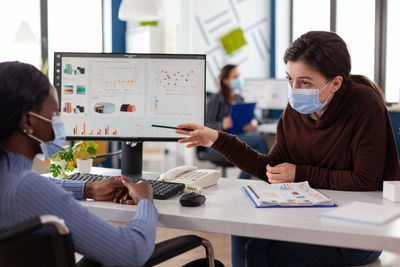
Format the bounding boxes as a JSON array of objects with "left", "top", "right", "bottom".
[{"left": 179, "top": 192, "right": 206, "bottom": 207}]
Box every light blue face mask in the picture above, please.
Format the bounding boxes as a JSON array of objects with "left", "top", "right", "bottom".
[
  {"left": 26, "top": 112, "right": 66, "bottom": 161},
  {"left": 231, "top": 76, "right": 244, "bottom": 91},
  {"left": 288, "top": 81, "right": 332, "bottom": 114}
]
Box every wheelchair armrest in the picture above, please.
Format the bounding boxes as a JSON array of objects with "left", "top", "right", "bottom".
[
  {"left": 0, "top": 215, "right": 69, "bottom": 242},
  {"left": 144, "top": 235, "right": 204, "bottom": 266},
  {"left": 0, "top": 217, "right": 42, "bottom": 242}
]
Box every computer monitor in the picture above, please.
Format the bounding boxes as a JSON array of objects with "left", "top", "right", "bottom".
[
  {"left": 54, "top": 52, "right": 206, "bottom": 176},
  {"left": 241, "top": 78, "right": 288, "bottom": 110}
]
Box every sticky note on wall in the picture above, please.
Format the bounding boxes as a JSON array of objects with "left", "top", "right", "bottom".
[
  {"left": 220, "top": 28, "right": 247, "bottom": 55},
  {"left": 140, "top": 21, "right": 158, "bottom": 26}
]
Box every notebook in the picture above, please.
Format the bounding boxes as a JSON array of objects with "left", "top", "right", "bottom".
[
  {"left": 241, "top": 181, "right": 336, "bottom": 208},
  {"left": 321, "top": 201, "right": 400, "bottom": 225},
  {"left": 226, "top": 102, "right": 256, "bottom": 134}
]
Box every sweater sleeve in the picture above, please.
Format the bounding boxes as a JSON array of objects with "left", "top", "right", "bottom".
[
  {"left": 211, "top": 116, "right": 288, "bottom": 181},
  {"left": 16, "top": 172, "right": 159, "bottom": 267},
  {"left": 48, "top": 177, "right": 86, "bottom": 200},
  {"left": 295, "top": 105, "right": 387, "bottom": 191},
  {"left": 211, "top": 131, "right": 269, "bottom": 180}
]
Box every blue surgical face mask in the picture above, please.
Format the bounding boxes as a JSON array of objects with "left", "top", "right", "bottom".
[
  {"left": 26, "top": 112, "right": 66, "bottom": 161},
  {"left": 231, "top": 76, "right": 244, "bottom": 91},
  {"left": 288, "top": 81, "right": 332, "bottom": 114}
]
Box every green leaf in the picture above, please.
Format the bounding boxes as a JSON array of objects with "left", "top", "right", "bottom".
[
  {"left": 65, "top": 164, "right": 75, "bottom": 172},
  {"left": 87, "top": 147, "right": 97, "bottom": 156},
  {"left": 50, "top": 164, "right": 62, "bottom": 178}
]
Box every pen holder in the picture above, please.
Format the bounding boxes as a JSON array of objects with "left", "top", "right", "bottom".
[{"left": 383, "top": 181, "right": 400, "bottom": 202}]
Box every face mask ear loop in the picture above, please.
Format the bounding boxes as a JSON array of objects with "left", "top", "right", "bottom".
[
  {"left": 320, "top": 80, "right": 333, "bottom": 104},
  {"left": 28, "top": 112, "right": 52, "bottom": 123},
  {"left": 26, "top": 132, "right": 44, "bottom": 144}
]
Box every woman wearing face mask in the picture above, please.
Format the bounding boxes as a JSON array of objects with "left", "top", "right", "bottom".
[
  {"left": 206, "top": 64, "right": 268, "bottom": 179},
  {"left": 176, "top": 31, "right": 400, "bottom": 266},
  {"left": 0, "top": 61, "right": 159, "bottom": 266}
]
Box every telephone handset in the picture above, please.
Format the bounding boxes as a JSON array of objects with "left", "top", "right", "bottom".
[{"left": 159, "top": 165, "right": 220, "bottom": 193}]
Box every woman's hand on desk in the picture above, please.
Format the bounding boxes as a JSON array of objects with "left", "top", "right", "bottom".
[
  {"left": 84, "top": 177, "right": 153, "bottom": 204},
  {"left": 120, "top": 177, "right": 154, "bottom": 204},
  {"left": 176, "top": 124, "right": 218, "bottom": 148},
  {"left": 84, "top": 177, "right": 127, "bottom": 202},
  {"left": 266, "top": 163, "right": 296, "bottom": 184}
]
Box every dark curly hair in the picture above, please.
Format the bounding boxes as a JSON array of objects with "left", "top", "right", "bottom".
[
  {"left": 284, "top": 31, "right": 384, "bottom": 100},
  {"left": 0, "top": 61, "right": 51, "bottom": 159}
]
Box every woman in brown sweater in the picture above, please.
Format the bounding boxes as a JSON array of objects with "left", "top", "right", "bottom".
[{"left": 176, "top": 31, "right": 400, "bottom": 267}]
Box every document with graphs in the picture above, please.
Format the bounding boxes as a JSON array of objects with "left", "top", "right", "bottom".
[{"left": 241, "top": 181, "right": 336, "bottom": 208}]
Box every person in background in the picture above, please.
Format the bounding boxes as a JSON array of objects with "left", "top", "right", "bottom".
[
  {"left": 206, "top": 64, "right": 268, "bottom": 179},
  {"left": 0, "top": 61, "right": 158, "bottom": 267},
  {"left": 176, "top": 31, "right": 400, "bottom": 267}
]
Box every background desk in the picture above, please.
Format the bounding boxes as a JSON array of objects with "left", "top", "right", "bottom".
[
  {"left": 258, "top": 122, "right": 278, "bottom": 134},
  {"left": 81, "top": 167, "right": 400, "bottom": 253}
]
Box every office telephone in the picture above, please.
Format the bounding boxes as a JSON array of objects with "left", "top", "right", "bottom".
[{"left": 159, "top": 166, "right": 220, "bottom": 193}]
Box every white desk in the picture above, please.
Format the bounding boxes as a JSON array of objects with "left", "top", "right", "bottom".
[
  {"left": 81, "top": 167, "right": 400, "bottom": 253},
  {"left": 258, "top": 122, "right": 278, "bottom": 134}
]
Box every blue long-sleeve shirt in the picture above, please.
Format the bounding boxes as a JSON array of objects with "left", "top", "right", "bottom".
[{"left": 0, "top": 151, "right": 159, "bottom": 267}]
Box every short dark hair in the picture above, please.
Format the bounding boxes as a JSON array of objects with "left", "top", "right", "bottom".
[
  {"left": 0, "top": 61, "right": 51, "bottom": 145},
  {"left": 284, "top": 31, "right": 351, "bottom": 83},
  {"left": 284, "top": 31, "right": 384, "bottom": 100}
]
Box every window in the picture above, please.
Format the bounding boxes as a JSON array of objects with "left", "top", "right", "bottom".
[
  {"left": 292, "top": 0, "right": 330, "bottom": 41},
  {"left": 385, "top": 0, "right": 400, "bottom": 103},
  {"left": 336, "top": 0, "right": 375, "bottom": 82},
  {"left": 0, "top": 1, "right": 41, "bottom": 68},
  {"left": 48, "top": 0, "right": 103, "bottom": 83}
]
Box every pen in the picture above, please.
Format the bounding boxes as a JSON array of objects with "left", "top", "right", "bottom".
[
  {"left": 247, "top": 185, "right": 259, "bottom": 199},
  {"left": 151, "top": 124, "right": 194, "bottom": 131}
]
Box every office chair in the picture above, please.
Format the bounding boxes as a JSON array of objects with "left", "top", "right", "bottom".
[
  {"left": 0, "top": 215, "right": 75, "bottom": 267},
  {"left": 0, "top": 215, "right": 224, "bottom": 267}
]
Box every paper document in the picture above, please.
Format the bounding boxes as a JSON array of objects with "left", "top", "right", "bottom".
[
  {"left": 242, "top": 181, "right": 335, "bottom": 208},
  {"left": 321, "top": 201, "right": 400, "bottom": 226}
]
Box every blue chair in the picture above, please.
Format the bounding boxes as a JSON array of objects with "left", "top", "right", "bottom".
[{"left": 388, "top": 111, "right": 400, "bottom": 157}]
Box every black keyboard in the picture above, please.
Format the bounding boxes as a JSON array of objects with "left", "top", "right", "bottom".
[{"left": 66, "top": 173, "right": 185, "bottom": 200}]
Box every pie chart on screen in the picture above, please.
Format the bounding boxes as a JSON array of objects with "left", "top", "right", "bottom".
[{"left": 94, "top": 102, "right": 115, "bottom": 114}]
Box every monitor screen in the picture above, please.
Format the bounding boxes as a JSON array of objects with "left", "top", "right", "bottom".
[
  {"left": 54, "top": 53, "right": 206, "bottom": 141},
  {"left": 241, "top": 79, "right": 288, "bottom": 110}
]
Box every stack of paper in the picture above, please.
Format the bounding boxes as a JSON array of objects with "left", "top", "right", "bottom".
[
  {"left": 321, "top": 201, "right": 400, "bottom": 225},
  {"left": 242, "top": 181, "right": 335, "bottom": 208}
]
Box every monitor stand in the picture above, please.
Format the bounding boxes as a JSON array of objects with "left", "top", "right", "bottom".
[{"left": 121, "top": 141, "right": 160, "bottom": 180}]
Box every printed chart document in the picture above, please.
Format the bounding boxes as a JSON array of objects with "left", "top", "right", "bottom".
[
  {"left": 226, "top": 102, "right": 256, "bottom": 134},
  {"left": 241, "top": 181, "right": 336, "bottom": 208},
  {"left": 321, "top": 201, "right": 400, "bottom": 225}
]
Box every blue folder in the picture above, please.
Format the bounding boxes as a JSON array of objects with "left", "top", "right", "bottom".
[{"left": 226, "top": 102, "right": 256, "bottom": 134}]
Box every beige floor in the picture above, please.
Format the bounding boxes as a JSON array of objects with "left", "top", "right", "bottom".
[
  {"left": 75, "top": 225, "right": 231, "bottom": 266},
  {"left": 153, "top": 226, "right": 231, "bottom": 267},
  {"left": 110, "top": 222, "right": 232, "bottom": 267}
]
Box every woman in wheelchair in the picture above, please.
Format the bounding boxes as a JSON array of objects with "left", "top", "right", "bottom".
[{"left": 0, "top": 61, "right": 158, "bottom": 266}]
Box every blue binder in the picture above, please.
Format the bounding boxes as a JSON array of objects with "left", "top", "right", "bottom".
[{"left": 226, "top": 102, "right": 256, "bottom": 134}]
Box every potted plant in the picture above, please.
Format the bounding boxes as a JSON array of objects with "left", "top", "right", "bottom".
[
  {"left": 73, "top": 141, "right": 98, "bottom": 173},
  {"left": 50, "top": 148, "right": 75, "bottom": 178}
]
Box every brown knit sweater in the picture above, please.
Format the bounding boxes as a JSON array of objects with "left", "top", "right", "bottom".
[{"left": 212, "top": 80, "right": 400, "bottom": 191}]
